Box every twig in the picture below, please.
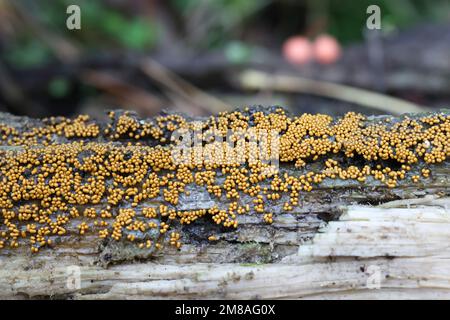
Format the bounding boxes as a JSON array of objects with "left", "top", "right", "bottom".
[
  {"left": 139, "top": 58, "right": 231, "bottom": 114},
  {"left": 239, "top": 70, "right": 428, "bottom": 115},
  {"left": 9, "top": 1, "right": 80, "bottom": 62},
  {"left": 0, "top": 61, "right": 46, "bottom": 116},
  {"left": 80, "top": 70, "right": 164, "bottom": 116}
]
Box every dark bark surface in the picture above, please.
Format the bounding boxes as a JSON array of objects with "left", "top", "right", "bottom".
[{"left": 0, "top": 108, "right": 447, "bottom": 267}]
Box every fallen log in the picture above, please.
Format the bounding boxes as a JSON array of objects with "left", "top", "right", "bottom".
[{"left": 0, "top": 107, "right": 448, "bottom": 299}]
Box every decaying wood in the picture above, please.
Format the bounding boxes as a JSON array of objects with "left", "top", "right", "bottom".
[
  {"left": 0, "top": 109, "right": 449, "bottom": 299},
  {"left": 1, "top": 196, "right": 449, "bottom": 299}
]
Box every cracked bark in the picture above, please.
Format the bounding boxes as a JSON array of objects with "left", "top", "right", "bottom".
[{"left": 0, "top": 108, "right": 449, "bottom": 299}]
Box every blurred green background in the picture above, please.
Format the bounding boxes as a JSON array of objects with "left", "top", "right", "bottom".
[{"left": 0, "top": 0, "right": 449, "bottom": 117}]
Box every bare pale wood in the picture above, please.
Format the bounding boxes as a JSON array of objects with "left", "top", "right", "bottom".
[
  {"left": 0, "top": 110, "right": 449, "bottom": 299},
  {"left": 1, "top": 197, "right": 449, "bottom": 299}
]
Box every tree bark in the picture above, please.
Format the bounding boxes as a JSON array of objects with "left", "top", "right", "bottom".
[{"left": 0, "top": 109, "right": 449, "bottom": 299}]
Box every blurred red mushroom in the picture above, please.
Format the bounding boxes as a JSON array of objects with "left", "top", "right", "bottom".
[
  {"left": 282, "top": 36, "right": 313, "bottom": 65},
  {"left": 313, "top": 34, "right": 341, "bottom": 65}
]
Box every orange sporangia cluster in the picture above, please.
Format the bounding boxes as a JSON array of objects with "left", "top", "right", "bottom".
[{"left": 0, "top": 108, "right": 448, "bottom": 253}]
